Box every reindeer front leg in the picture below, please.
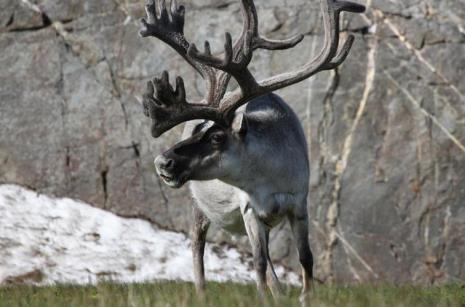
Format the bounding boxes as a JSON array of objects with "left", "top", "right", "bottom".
[
  {"left": 242, "top": 204, "right": 268, "bottom": 297},
  {"left": 191, "top": 204, "right": 210, "bottom": 294}
]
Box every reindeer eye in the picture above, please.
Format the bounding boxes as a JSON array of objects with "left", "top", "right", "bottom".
[{"left": 210, "top": 132, "right": 225, "bottom": 145}]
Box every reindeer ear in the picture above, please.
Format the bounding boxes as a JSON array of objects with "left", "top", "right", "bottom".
[{"left": 231, "top": 113, "right": 248, "bottom": 139}]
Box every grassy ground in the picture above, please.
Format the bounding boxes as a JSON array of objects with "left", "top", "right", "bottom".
[{"left": 0, "top": 282, "right": 464, "bottom": 307}]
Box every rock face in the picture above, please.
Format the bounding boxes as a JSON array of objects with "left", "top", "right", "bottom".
[{"left": 1, "top": 0, "right": 464, "bottom": 284}]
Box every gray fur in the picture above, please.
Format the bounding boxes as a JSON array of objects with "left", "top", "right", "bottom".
[
  {"left": 155, "top": 94, "right": 313, "bottom": 298},
  {"left": 140, "top": 0, "right": 365, "bottom": 299}
]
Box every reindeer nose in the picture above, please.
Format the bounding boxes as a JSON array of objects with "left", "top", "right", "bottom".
[{"left": 155, "top": 155, "right": 175, "bottom": 172}]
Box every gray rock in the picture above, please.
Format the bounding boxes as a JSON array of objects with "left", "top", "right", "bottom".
[
  {"left": 0, "top": 0, "right": 44, "bottom": 32},
  {"left": 0, "top": 0, "right": 464, "bottom": 284}
]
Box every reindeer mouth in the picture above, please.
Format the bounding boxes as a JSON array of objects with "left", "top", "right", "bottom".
[
  {"left": 158, "top": 172, "right": 187, "bottom": 189},
  {"left": 159, "top": 173, "right": 179, "bottom": 187},
  {"left": 159, "top": 174, "right": 174, "bottom": 182}
]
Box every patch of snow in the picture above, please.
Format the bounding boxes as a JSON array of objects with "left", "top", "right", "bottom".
[{"left": 0, "top": 184, "right": 299, "bottom": 286}]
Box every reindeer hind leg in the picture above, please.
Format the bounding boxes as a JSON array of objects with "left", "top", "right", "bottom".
[
  {"left": 242, "top": 205, "right": 268, "bottom": 297},
  {"left": 265, "top": 231, "right": 284, "bottom": 298},
  {"left": 288, "top": 201, "right": 314, "bottom": 302}
]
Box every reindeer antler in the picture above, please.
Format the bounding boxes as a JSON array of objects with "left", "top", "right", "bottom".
[
  {"left": 141, "top": 0, "right": 365, "bottom": 137},
  {"left": 143, "top": 71, "right": 224, "bottom": 137}
]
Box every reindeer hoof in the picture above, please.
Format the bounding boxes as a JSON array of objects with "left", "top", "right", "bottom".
[{"left": 299, "top": 292, "right": 312, "bottom": 305}]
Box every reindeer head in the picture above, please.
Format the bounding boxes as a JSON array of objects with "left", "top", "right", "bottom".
[
  {"left": 140, "top": 0, "right": 365, "bottom": 188},
  {"left": 154, "top": 115, "right": 248, "bottom": 188}
]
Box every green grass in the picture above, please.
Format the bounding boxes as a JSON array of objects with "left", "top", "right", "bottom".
[{"left": 0, "top": 282, "right": 464, "bottom": 307}]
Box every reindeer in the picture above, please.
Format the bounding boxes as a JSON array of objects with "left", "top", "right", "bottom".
[{"left": 139, "top": 0, "right": 365, "bottom": 300}]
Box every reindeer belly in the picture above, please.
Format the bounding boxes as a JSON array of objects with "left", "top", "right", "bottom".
[{"left": 189, "top": 180, "right": 247, "bottom": 234}]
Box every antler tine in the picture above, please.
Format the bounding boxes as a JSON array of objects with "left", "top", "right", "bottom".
[
  {"left": 187, "top": 1, "right": 255, "bottom": 74},
  {"left": 333, "top": 1, "right": 366, "bottom": 13},
  {"left": 239, "top": 0, "right": 305, "bottom": 51},
  {"left": 143, "top": 71, "right": 225, "bottom": 137},
  {"left": 188, "top": 33, "right": 235, "bottom": 71},
  {"left": 140, "top": 0, "right": 228, "bottom": 136},
  {"left": 253, "top": 35, "right": 305, "bottom": 50},
  {"left": 258, "top": 0, "right": 365, "bottom": 88},
  {"left": 187, "top": 0, "right": 306, "bottom": 94},
  {"left": 140, "top": 0, "right": 187, "bottom": 51},
  {"left": 140, "top": 0, "right": 216, "bottom": 84},
  {"left": 218, "top": 0, "right": 365, "bottom": 119},
  {"left": 140, "top": 0, "right": 365, "bottom": 138},
  {"left": 188, "top": 31, "right": 260, "bottom": 95}
]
